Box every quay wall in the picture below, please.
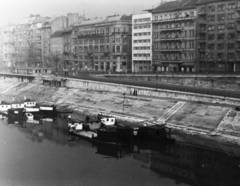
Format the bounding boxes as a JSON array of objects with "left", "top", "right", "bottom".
[
  {"left": 65, "top": 78, "right": 240, "bottom": 106},
  {"left": 1, "top": 73, "right": 240, "bottom": 106},
  {"left": 104, "top": 74, "right": 240, "bottom": 92}
]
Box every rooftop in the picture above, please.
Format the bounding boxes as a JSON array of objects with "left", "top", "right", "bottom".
[{"left": 151, "top": 0, "right": 199, "bottom": 13}]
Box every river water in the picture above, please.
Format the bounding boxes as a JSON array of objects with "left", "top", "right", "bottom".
[{"left": 0, "top": 115, "right": 240, "bottom": 186}]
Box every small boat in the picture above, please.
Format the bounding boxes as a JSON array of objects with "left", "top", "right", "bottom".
[
  {"left": 0, "top": 101, "right": 12, "bottom": 112},
  {"left": 97, "top": 113, "right": 116, "bottom": 126},
  {"left": 7, "top": 108, "right": 27, "bottom": 119},
  {"left": 11, "top": 101, "right": 25, "bottom": 109},
  {"left": 38, "top": 102, "right": 56, "bottom": 112},
  {"left": 136, "top": 124, "right": 173, "bottom": 141},
  {"left": 24, "top": 99, "right": 37, "bottom": 107},
  {"left": 25, "top": 112, "right": 34, "bottom": 120}
]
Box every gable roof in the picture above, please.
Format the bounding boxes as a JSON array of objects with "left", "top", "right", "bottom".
[{"left": 152, "top": 0, "right": 199, "bottom": 13}]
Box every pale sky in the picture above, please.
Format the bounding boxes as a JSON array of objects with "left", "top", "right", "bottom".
[{"left": 0, "top": 0, "right": 164, "bottom": 27}]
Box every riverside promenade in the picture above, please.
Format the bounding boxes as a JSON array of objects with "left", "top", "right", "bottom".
[{"left": 0, "top": 76, "right": 240, "bottom": 146}]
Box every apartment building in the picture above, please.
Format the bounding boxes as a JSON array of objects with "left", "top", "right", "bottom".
[
  {"left": 132, "top": 13, "right": 152, "bottom": 72},
  {"left": 72, "top": 15, "right": 132, "bottom": 72},
  {"left": 28, "top": 15, "right": 49, "bottom": 68},
  {"left": 151, "top": 0, "right": 198, "bottom": 73},
  {"left": 197, "top": 0, "right": 240, "bottom": 73},
  {"left": 0, "top": 24, "right": 16, "bottom": 67}
]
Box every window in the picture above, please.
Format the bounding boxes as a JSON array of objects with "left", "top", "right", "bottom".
[
  {"left": 217, "top": 43, "right": 224, "bottom": 49},
  {"left": 208, "top": 25, "right": 215, "bottom": 31},
  {"left": 189, "top": 30, "right": 194, "bottom": 37},
  {"left": 228, "top": 33, "right": 235, "bottom": 39},
  {"left": 208, "top": 44, "right": 215, "bottom": 50},
  {"left": 228, "top": 13, "right": 235, "bottom": 20},
  {"left": 208, "top": 34, "right": 215, "bottom": 40},
  {"left": 208, "top": 15, "right": 215, "bottom": 21},
  {"left": 227, "top": 23, "right": 235, "bottom": 29},
  {"left": 189, "top": 41, "right": 194, "bottom": 49},
  {"left": 208, "top": 6, "right": 215, "bottom": 12},
  {"left": 218, "top": 14, "right": 225, "bottom": 21},
  {"left": 228, "top": 3, "right": 236, "bottom": 9},
  {"left": 217, "top": 24, "right": 225, "bottom": 30},
  {"left": 217, "top": 53, "right": 224, "bottom": 59},
  {"left": 218, "top": 4, "right": 225, "bottom": 11},
  {"left": 227, "top": 43, "right": 234, "bottom": 49},
  {"left": 217, "top": 34, "right": 225, "bottom": 40},
  {"left": 227, "top": 53, "right": 234, "bottom": 59}
]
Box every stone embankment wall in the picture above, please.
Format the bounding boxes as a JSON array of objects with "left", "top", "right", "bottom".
[
  {"left": 104, "top": 74, "right": 240, "bottom": 91},
  {"left": 65, "top": 78, "right": 240, "bottom": 106}
]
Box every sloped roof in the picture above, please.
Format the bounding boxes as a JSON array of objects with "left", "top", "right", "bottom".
[
  {"left": 74, "top": 14, "right": 131, "bottom": 27},
  {"left": 197, "top": 0, "right": 226, "bottom": 5},
  {"left": 51, "top": 30, "right": 63, "bottom": 38},
  {"left": 152, "top": 0, "right": 199, "bottom": 13}
]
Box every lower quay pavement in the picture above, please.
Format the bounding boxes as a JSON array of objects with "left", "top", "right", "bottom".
[{"left": 0, "top": 77, "right": 240, "bottom": 146}]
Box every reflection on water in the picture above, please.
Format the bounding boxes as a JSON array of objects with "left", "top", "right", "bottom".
[{"left": 1, "top": 115, "right": 240, "bottom": 186}]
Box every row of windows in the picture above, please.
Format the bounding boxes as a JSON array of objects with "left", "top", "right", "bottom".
[
  {"left": 199, "top": 53, "right": 237, "bottom": 59},
  {"left": 205, "top": 43, "right": 240, "bottom": 50},
  {"left": 153, "top": 53, "right": 195, "bottom": 60},
  {"left": 201, "top": 23, "right": 237, "bottom": 31},
  {"left": 77, "top": 27, "right": 130, "bottom": 36},
  {"left": 133, "top": 25, "right": 151, "bottom": 29},
  {"left": 133, "top": 46, "right": 151, "bottom": 50},
  {"left": 133, "top": 32, "right": 151, "bottom": 36},
  {"left": 199, "top": 3, "right": 239, "bottom": 12},
  {"left": 72, "top": 55, "right": 128, "bottom": 60},
  {"left": 154, "top": 30, "right": 195, "bottom": 38},
  {"left": 154, "top": 12, "right": 195, "bottom": 21},
  {"left": 133, "top": 53, "right": 150, "bottom": 57},
  {"left": 205, "top": 13, "right": 236, "bottom": 21},
  {"left": 134, "top": 18, "right": 151, "bottom": 23},
  {"left": 153, "top": 21, "right": 194, "bottom": 29},
  {"left": 133, "top": 39, "right": 151, "bottom": 43},
  {"left": 74, "top": 37, "right": 128, "bottom": 45},
  {"left": 205, "top": 33, "right": 237, "bottom": 40}
]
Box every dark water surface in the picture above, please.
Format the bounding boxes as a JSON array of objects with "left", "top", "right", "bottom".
[{"left": 1, "top": 116, "right": 240, "bottom": 186}]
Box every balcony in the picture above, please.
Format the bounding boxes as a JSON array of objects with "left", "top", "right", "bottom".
[
  {"left": 161, "top": 59, "right": 182, "bottom": 63},
  {"left": 160, "top": 47, "right": 182, "bottom": 52},
  {"left": 237, "top": 27, "right": 240, "bottom": 32},
  {"left": 198, "top": 48, "right": 206, "bottom": 52},
  {"left": 199, "top": 20, "right": 207, "bottom": 24},
  {"left": 198, "top": 11, "right": 207, "bottom": 15},
  {"left": 236, "top": 47, "right": 240, "bottom": 51},
  {"left": 77, "top": 33, "right": 105, "bottom": 38},
  {"left": 236, "top": 17, "right": 240, "bottom": 22},
  {"left": 198, "top": 30, "right": 207, "bottom": 34},
  {"left": 153, "top": 16, "right": 196, "bottom": 23},
  {"left": 236, "top": 38, "right": 240, "bottom": 42},
  {"left": 160, "top": 36, "right": 183, "bottom": 41},
  {"left": 160, "top": 27, "right": 183, "bottom": 32},
  {"left": 236, "top": 6, "right": 240, "bottom": 11},
  {"left": 198, "top": 38, "right": 206, "bottom": 42}
]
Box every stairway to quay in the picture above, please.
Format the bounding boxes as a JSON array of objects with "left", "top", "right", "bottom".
[{"left": 1, "top": 72, "right": 240, "bottom": 145}]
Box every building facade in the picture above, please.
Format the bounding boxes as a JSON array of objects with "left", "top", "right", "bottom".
[
  {"left": 197, "top": 0, "right": 240, "bottom": 73},
  {"left": 41, "top": 20, "right": 52, "bottom": 68},
  {"left": 0, "top": 25, "right": 16, "bottom": 67},
  {"left": 151, "top": 0, "right": 198, "bottom": 73},
  {"left": 132, "top": 13, "right": 152, "bottom": 72},
  {"left": 72, "top": 15, "right": 132, "bottom": 72}
]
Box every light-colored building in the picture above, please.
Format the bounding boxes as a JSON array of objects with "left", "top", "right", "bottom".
[
  {"left": 132, "top": 13, "right": 152, "bottom": 72},
  {"left": 72, "top": 15, "right": 132, "bottom": 72},
  {"left": 0, "top": 24, "right": 16, "bottom": 67}
]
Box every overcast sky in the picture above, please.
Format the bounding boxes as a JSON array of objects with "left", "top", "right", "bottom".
[{"left": 0, "top": 0, "right": 165, "bottom": 27}]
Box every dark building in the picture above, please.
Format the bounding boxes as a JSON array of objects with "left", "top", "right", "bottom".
[
  {"left": 197, "top": 0, "right": 240, "bottom": 73},
  {"left": 150, "top": 0, "right": 198, "bottom": 73}
]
